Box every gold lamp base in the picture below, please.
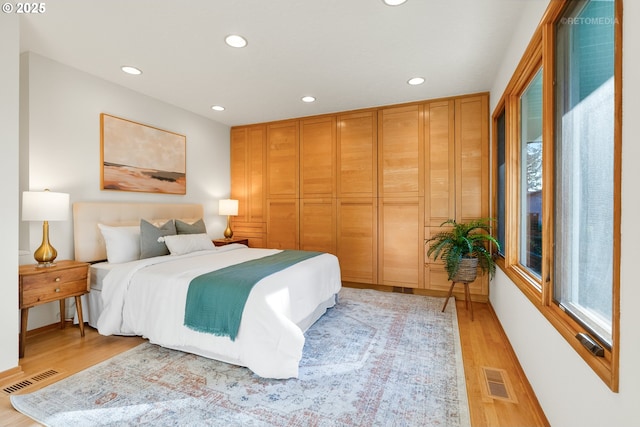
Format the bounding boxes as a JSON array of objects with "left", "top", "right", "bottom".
[
  {"left": 223, "top": 215, "right": 234, "bottom": 239},
  {"left": 34, "top": 221, "right": 58, "bottom": 267}
]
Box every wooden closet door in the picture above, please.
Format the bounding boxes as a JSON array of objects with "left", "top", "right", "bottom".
[
  {"left": 378, "top": 197, "right": 424, "bottom": 288},
  {"left": 337, "top": 198, "right": 377, "bottom": 284},
  {"left": 423, "top": 100, "right": 457, "bottom": 293},
  {"left": 337, "top": 111, "right": 377, "bottom": 198},
  {"left": 337, "top": 111, "right": 377, "bottom": 283},
  {"left": 266, "top": 121, "right": 299, "bottom": 249},
  {"left": 266, "top": 121, "right": 299, "bottom": 199},
  {"left": 230, "top": 125, "right": 266, "bottom": 247},
  {"left": 378, "top": 105, "right": 424, "bottom": 198},
  {"left": 230, "top": 127, "right": 249, "bottom": 221},
  {"left": 247, "top": 126, "right": 266, "bottom": 223},
  {"left": 424, "top": 100, "right": 455, "bottom": 227},
  {"left": 300, "top": 198, "right": 336, "bottom": 254},
  {"left": 455, "top": 95, "right": 489, "bottom": 223},
  {"left": 455, "top": 95, "right": 489, "bottom": 299},
  {"left": 299, "top": 117, "right": 336, "bottom": 253},
  {"left": 378, "top": 105, "right": 424, "bottom": 288},
  {"left": 266, "top": 199, "right": 299, "bottom": 250},
  {"left": 300, "top": 117, "right": 336, "bottom": 198}
]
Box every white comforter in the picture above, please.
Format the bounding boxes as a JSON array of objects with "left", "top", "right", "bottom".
[{"left": 96, "top": 244, "right": 342, "bottom": 378}]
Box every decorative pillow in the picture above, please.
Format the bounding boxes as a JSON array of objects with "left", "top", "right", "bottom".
[
  {"left": 163, "top": 233, "right": 215, "bottom": 256},
  {"left": 140, "top": 219, "right": 176, "bottom": 259},
  {"left": 97, "top": 224, "right": 140, "bottom": 263},
  {"left": 175, "top": 218, "right": 207, "bottom": 235}
]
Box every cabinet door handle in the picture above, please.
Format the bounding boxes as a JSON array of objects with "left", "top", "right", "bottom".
[
  {"left": 55, "top": 277, "right": 61, "bottom": 282},
  {"left": 55, "top": 288, "right": 61, "bottom": 293}
]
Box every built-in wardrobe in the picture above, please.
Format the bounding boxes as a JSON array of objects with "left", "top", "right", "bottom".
[{"left": 230, "top": 92, "right": 489, "bottom": 301}]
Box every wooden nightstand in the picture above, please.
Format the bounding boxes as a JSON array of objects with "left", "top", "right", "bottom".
[
  {"left": 212, "top": 237, "right": 249, "bottom": 247},
  {"left": 18, "top": 260, "right": 90, "bottom": 358}
]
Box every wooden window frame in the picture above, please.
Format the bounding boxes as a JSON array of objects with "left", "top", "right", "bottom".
[
  {"left": 491, "top": 0, "right": 622, "bottom": 391},
  {"left": 492, "top": 104, "right": 506, "bottom": 259}
]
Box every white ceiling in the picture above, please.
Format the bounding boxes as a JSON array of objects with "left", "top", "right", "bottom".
[{"left": 19, "top": 0, "right": 534, "bottom": 127}]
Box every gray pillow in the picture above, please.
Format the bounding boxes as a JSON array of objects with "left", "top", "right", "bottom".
[
  {"left": 175, "top": 218, "right": 207, "bottom": 235},
  {"left": 140, "top": 219, "right": 176, "bottom": 259}
]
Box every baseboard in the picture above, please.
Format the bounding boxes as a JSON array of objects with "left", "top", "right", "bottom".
[
  {"left": 0, "top": 366, "right": 23, "bottom": 384},
  {"left": 342, "top": 281, "right": 489, "bottom": 302},
  {"left": 25, "top": 320, "right": 76, "bottom": 338}
]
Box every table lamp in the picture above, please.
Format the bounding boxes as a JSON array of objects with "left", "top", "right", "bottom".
[
  {"left": 219, "top": 199, "right": 238, "bottom": 239},
  {"left": 22, "top": 189, "right": 70, "bottom": 267}
]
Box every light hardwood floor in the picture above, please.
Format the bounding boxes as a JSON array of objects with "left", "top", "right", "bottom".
[
  {"left": 457, "top": 300, "right": 549, "bottom": 427},
  {"left": 0, "top": 298, "right": 548, "bottom": 427}
]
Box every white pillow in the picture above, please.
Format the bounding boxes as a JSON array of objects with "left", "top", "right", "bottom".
[
  {"left": 163, "top": 233, "right": 215, "bottom": 256},
  {"left": 97, "top": 224, "right": 140, "bottom": 263}
]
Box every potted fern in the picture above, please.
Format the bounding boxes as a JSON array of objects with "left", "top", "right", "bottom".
[{"left": 425, "top": 218, "right": 500, "bottom": 282}]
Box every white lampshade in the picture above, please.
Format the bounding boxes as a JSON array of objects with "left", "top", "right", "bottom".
[
  {"left": 22, "top": 190, "right": 70, "bottom": 221},
  {"left": 219, "top": 199, "right": 238, "bottom": 216}
]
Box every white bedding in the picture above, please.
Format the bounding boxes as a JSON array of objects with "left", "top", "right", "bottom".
[{"left": 96, "top": 244, "right": 342, "bottom": 379}]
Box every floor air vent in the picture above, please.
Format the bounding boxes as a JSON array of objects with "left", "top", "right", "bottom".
[
  {"left": 29, "top": 369, "right": 59, "bottom": 382},
  {"left": 2, "top": 379, "right": 34, "bottom": 395},
  {"left": 481, "top": 367, "right": 517, "bottom": 403},
  {"left": 1, "top": 369, "right": 61, "bottom": 395}
]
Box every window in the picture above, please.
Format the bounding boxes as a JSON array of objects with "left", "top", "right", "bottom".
[
  {"left": 492, "top": 0, "right": 621, "bottom": 391},
  {"left": 554, "top": 0, "right": 615, "bottom": 348},
  {"left": 519, "top": 69, "right": 543, "bottom": 278},
  {"left": 495, "top": 110, "right": 506, "bottom": 256}
]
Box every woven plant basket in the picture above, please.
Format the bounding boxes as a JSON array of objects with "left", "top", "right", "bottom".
[{"left": 451, "top": 257, "right": 478, "bottom": 282}]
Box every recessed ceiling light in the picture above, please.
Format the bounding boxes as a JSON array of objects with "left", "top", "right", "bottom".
[
  {"left": 301, "top": 96, "right": 316, "bottom": 103},
  {"left": 383, "top": 0, "right": 407, "bottom": 6},
  {"left": 225, "top": 34, "right": 248, "bottom": 48},
  {"left": 211, "top": 105, "right": 225, "bottom": 111},
  {"left": 407, "top": 77, "right": 425, "bottom": 86},
  {"left": 121, "top": 66, "right": 142, "bottom": 75}
]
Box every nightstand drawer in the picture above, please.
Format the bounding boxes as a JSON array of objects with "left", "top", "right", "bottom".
[{"left": 20, "top": 268, "right": 88, "bottom": 308}]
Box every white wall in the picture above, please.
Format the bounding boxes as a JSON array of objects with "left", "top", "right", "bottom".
[
  {"left": 0, "top": 14, "right": 20, "bottom": 373},
  {"left": 19, "top": 52, "right": 231, "bottom": 330},
  {"left": 489, "top": 1, "right": 640, "bottom": 426}
]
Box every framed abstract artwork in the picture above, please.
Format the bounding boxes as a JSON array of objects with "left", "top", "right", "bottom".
[{"left": 100, "top": 114, "right": 186, "bottom": 194}]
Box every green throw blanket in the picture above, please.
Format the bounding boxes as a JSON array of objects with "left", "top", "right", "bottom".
[{"left": 184, "top": 250, "right": 323, "bottom": 341}]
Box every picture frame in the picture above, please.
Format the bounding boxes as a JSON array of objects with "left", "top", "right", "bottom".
[{"left": 100, "top": 114, "right": 186, "bottom": 194}]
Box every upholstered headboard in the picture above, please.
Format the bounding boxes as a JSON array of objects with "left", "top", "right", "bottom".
[{"left": 73, "top": 202, "right": 204, "bottom": 262}]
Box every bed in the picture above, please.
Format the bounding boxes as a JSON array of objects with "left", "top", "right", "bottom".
[{"left": 72, "top": 202, "right": 342, "bottom": 379}]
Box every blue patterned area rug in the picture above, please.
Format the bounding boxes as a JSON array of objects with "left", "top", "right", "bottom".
[{"left": 11, "top": 288, "right": 470, "bottom": 427}]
